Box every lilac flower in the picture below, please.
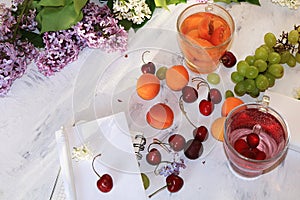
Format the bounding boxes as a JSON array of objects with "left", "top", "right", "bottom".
[
  {"left": 0, "top": 42, "right": 27, "bottom": 96},
  {"left": 75, "top": 2, "right": 128, "bottom": 52},
  {"left": 35, "top": 29, "right": 85, "bottom": 76},
  {"left": 156, "top": 158, "right": 186, "bottom": 177}
]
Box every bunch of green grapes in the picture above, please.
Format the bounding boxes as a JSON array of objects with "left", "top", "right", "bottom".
[{"left": 231, "top": 25, "right": 300, "bottom": 98}]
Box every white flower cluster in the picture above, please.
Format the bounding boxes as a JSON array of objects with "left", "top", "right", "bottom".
[
  {"left": 271, "top": 0, "right": 300, "bottom": 9},
  {"left": 113, "top": 0, "right": 152, "bottom": 24}
]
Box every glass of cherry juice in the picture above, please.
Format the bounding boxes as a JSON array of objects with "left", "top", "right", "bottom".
[
  {"left": 224, "top": 97, "right": 290, "bottom": 178},
  {"left": 176, "top": 3, "right": 235, "bottom": 74}
]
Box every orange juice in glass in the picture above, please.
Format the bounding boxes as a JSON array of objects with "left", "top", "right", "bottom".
[{"left": 177, "top": 3, "right": 235, "bottom": 74}]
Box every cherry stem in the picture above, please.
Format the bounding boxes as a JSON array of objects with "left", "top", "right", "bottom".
[
  {"left": 192, "top": 77, "right": 211, "bottom": 99},
  {"left": 147, "top": 138, "right": 171, "bottom": 153},
  {"left": 92, "top": 153, "right": 102, "bottom": 178},
  {"left": 141, "top": 50, "right": 150, "bottom": 64},
  {"left": 179, "top": 95, "right": 197, "bottom": 129},
  {"left": 148, "top": 185, "right": 168, "bottom": 198}
]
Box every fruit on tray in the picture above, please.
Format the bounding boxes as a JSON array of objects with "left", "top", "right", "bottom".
[
  {"left": 182, "top": 85, "right": 198, "bottom": 103},
  {"left": 211, "top": 117, "right": 226, "bottom": 142},
  {"left": 92, "top": 154, "right": 113, "bottom": 193},
  {"left": 221, "top": 96, "right": 244, "bottom": 117},
  {"left": 168, "top": 134, "right": 186, "bottom": 152},
  {"left": 146, "top": 103, "right": 174, "bottom": 129},
  {"left": 146, "top": 148, "right": 162, "bottom": 165},
  {"left": 166, "top": 65, "right": 189, "bottom": 91},
  {"left": 136, "top": 73, "right": 160, "bottom": 100},
  {"left": 193, "top": 126, "right": 209, "bottom": 142},
  {"left": 184, "top": 139, "right": 203, "bottom": 160}
]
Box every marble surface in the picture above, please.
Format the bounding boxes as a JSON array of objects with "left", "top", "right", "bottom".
[{"left": 1, "top": 0, "right": 300, "bottom": 200}]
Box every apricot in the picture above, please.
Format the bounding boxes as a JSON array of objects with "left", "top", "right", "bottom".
[
  {"left": 165, "top": 65, "right": 189, "bottom": 91},
  {"left": 221, "top": 97, "right": 244, "bottom": 117},
  {"left": 146, "top": 103, "right": 174, "bottom": 129},
  {"left": 136, "top": 73, "right": 160, "bottom": 100},
  {"left": 211, "top": 117, "right": 226, "bottom": 142}
]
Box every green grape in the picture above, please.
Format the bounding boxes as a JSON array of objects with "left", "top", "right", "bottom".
[
  {"left": 260, "top": 44, "right": 273, "bottom": 53},
  {"left": 268, "top": 52, "right": 281, "bottom": 64},
  {"left": 231, "top": 71, "right": 244, "bottom": 83},
  {"left": 297, "top": 26, "right": 300, "bottom": 33},
  {"left": 264, "top": 72, "right": 276, "bottom": 88},
  {"left": 237, "top": 60, "right": 249, "bottom": 76},
  {"left": 255, "top": 74, "right": 269, "bottom": 91},
  {"left": 288, "top": 30, "right": 299, "bottom": 45},
  {"left": 234, "top": 81, "right": 247, "bottom": 96},
  {"left": 264, "top": 32, "right": 277, "bottom": 48},
  {"left": 244, "top": 79, "right": 256, "bottom": 93},
  {"left": 255, "top": 47, "right": 269, "bottom": 61},
  {"left": 207, "top": 73, "right": 220, "bottom": 85},
  {"left": 225, "top": 90, "right": 234, "bottom": 98},
  {"left": 156, "top": 66, "right": 167, "bottom": 80},
  {"left": 254, "top": 59, "right": 268, "bottom": 72},
  {"left": 267, "top": 63, "right": 284, "bottom": 78},
  {"left": 279, "top": 51, "right": 291, "bottom": 64},
  {"left": 141, "top": 173, "right": 150, "bottom": 190},
  {"left": 245, "top": 55, "right": 256, "bottom": 65},
  {"left": 286, "top": 54, "right": 296, "bottom": 67},
  {"left": 245, "top": 65, "right": 259, "bottom": 79},
  {"left": 248, "top": 87, "right": 260, "bottom": 98},
  {"left": 295, "top": 52, "right": 300, "bottom": 63}
]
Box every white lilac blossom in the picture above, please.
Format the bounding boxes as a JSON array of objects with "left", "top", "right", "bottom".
[
  {"left": 271, "top": 0, "right": 300, "bottom": 9},
  {"left": 75, "top": 2, "right": 128, "bottom": 52},
  {"left": 112, "top": 0, "right": 152, "bottom": 24}
]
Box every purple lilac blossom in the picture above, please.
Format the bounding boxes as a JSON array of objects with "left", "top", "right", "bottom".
[
  {"left": 35, "top": 28, "right": 85, "bottom": 76},
  {"left": 75, "top": 2, "right": 128, "bottom": 52},
  {"left": 157, "top": 159, "right": 186, "bottom": 177},
  {"left": 0, "top": 42, "right": 27, "bottom": 96}
]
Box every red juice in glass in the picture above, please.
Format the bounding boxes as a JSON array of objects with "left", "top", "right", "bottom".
[{"left": 224, "top": 101, "right": 289, "bottom": 178}]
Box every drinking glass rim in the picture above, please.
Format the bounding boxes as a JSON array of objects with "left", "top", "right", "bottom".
[
  {"left": 223, "top": 102, "right": 290, "bottom": 164},
  {"left": 176, "top": 3, "right": 235, "bottom": 50}
]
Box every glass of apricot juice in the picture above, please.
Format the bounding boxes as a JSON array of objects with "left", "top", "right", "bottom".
[
  {"left": 223, "top": 96, "right": 290, "bottom": 178},
  {"left": 176, "top": 3, "right": 235, "bottom": 74}
]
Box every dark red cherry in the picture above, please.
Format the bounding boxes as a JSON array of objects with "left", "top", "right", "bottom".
[
  {"left": 148, "top": 174, "right": 184, "bottom": 198},
  {"left": 221, "top": 51, "right": 237, "bottom": 68},
  {"left": 246, "top": 133, "right": 260, "bottom": 148},
  {"left": 209, "top": 88, "right": 222, "bottom": 104},
  {"left": 141, "top": 62, "right": 156, "bottom": 74},
  {"left": 166, "top": 174, "right": 184, "bottom": 193},
  {"left": 97, "top": 174, "right": 113, "bottom": 193},
  {"left": 255, "top": 149, "right": 267, "bottom": 160},
  {"left": 184, "top": 139, "right": 203, "bottom": 160},
  {"left": 199, "top": 99, "right": 214, "bottom": 116},
  {"left": 146, "top": 148, "right": 161, "bottom": 165},
  {"left": 182, "top": 85, "right": 198, "bottom": 103},
  {"left": 193, "top": 126, "right": 208, "bottom": 142},
  {"left": 168, "top": 134, "right": 186, "bottom": 152},
  {"left": 233, "top": 139, "right": 249, "bottom": 154}
]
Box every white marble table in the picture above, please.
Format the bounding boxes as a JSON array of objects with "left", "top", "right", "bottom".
[{"left": 1, "top": 0, "right": 300, "bottom": 200}]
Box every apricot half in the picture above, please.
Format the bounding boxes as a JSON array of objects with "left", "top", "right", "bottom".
[
  {"left": 136, "top": 73, "right": 160, "bottom": 100},
  {"left": 165, "top": 65, "right": 189, "bottom": 91},
  {"left": 146, "top": 103, "right": 174, "bottom": 129}
]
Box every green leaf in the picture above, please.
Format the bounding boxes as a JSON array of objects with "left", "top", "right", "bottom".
[
  {"left": 246, "top": 0, "right": 260, "bottom": 5},
  {"left": 36, "top": 4, "right": 83, "bottom": 33},
  {"left": 74, "top": 0, "right": 88, "bottom": 14},
  {"left": 154, "top": 0, "right": 169, "bottom": 10},
  {"left": 38, "top": 0, "right": 65, "bottom": 7},
  {"left": 20, "top": 30, "right": 44, "bottom": 48}
]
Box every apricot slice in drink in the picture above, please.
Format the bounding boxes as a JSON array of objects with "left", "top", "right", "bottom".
[
  {"left": 136, "top": 73, "right": 160, "bottom": 100},
  {"left": 210, "top": 25, "right": 230, "bottom": 46},
  {"left": 166, "top": 65, "right": 189, "bottom": 91},
  {"left": 146, "top": 103, "right": 174, "bottom": 129},
  {"left": 197, "top": 17, "right": 213, "bottom": 41},
  {"left": 180, "top": 14, "right": 203, "bottom": 34}
]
